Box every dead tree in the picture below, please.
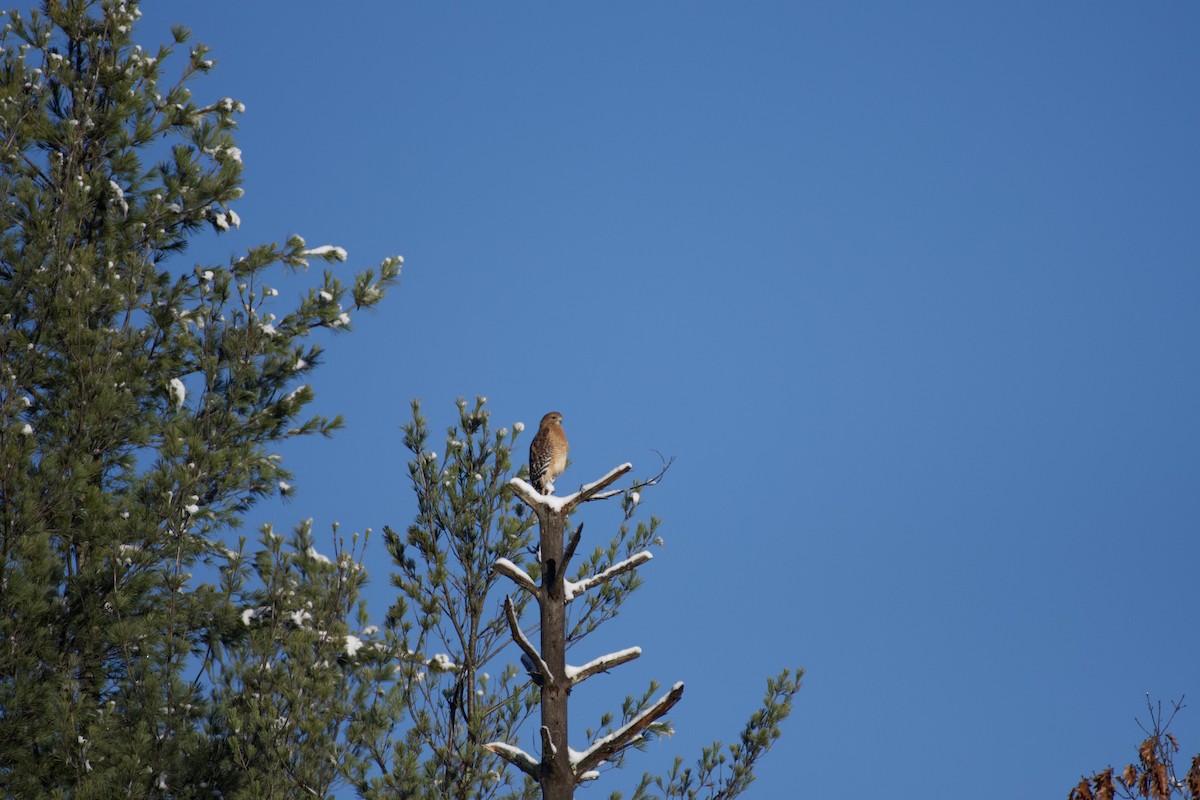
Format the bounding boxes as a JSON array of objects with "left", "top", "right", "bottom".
[{"left": 485, "top": 463, "right": 683, "bottom": 800}]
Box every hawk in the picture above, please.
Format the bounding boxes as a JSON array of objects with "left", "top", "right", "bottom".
[{"left": 529, "top": 411, "right": 568, "bottom": 495}]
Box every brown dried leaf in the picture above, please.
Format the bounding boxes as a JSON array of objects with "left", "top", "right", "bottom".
[
  {"left": 1138, "top": 766, "right": 1152, "bottom": 798},
  {"left": 1070, "top": 778, "right": 1095, "bottom": 800},
  {"left": 1186, "top": 754, "right": 1200, "bottom": 800},
  {"left": 1151, "top": 762, "right": 1169, "bottom": 800},
  {"left": 1140, "top": 737, "right": 1159, "bottom": 768}
]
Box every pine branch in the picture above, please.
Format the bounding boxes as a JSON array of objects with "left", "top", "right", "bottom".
[
  {"left": 508, "top": 462, "right": 632, "bottom": 516},
  {"left": 508, "top": 476, "right": 544, "bottom": 508},
  {"left": 562, "top": 523, "right": 584, "bottom": 575},
  {"left": 564, "top": 550, "right": 654, "bottom": 602},
  {"left": 574, "top": 682, "right": 685, "bottom": 777},
  {"left": 503, "top": 595, "right": 550, "bottom": 687},
  {"left": 563, "top": 463, "right": 633, "bottom": 514},
  {"left": 710, "top": 667, "right": 803, "bottom": 800},
  {"left": 481, "top": 741, "right": 541, "bottom": 780},
  {"left": 493, "top": 557, "right": 539, "bottom": 599},
  {"left": 565, "top": 646, "right": 642, "bottom": 687},
  {"left": 588, "top": 454, "right": 675, "bottom": 501}
]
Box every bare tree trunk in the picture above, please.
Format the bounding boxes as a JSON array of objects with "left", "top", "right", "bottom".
[
  {"left": 489, "top": 464, "right": 678, "bottom": 799},
  {"left": 536, "top": 506, "right": 573, "bottom": 800}
]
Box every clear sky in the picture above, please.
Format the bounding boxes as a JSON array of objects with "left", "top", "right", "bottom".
[{"left": 135, "top": 3, "right": 1200, "bottom": 797}]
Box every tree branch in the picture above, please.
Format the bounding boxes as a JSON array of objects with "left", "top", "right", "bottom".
[
  {"left": 481, "top": 741, "right": 541, "bottom": 780},
  {"left": 562, "top": 462, "right": 632, "bottom": 514},
  {"left": 564, "top": 551, "right": 653, "bottom": 602},
  {"left": 503, "top": 595, "right": 550, "bottom": 687},
  {"left": 574, "top": 682, "right": 685, "bottom": 777},
  {"left": 540, "top": 726, "right": 557, "bottom": 763},
  {"left": 509, "top": 462, "right": 636, "bottom": 516},
  {"left": 508, "top": 476, "right": 543, "bottom": 509},
  {"left": 562, "top": 523, "right": 584, "bottom": 575},
  {"left": 587, "top": 454, "right": 675, "bottom": 501},
  {"left": 493, "top": 557, "right": 539, "bottom": 599},
  {"left": 565, "top": 646, "right": 642, "bottom": 687}
]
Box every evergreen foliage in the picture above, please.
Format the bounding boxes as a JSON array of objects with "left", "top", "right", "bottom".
[
  {"left": 0, "top": 2, "right": 397, "bottom": 796},
  {"left": 0, "top": 3, "right": 799, "bottom": 798},
  {"left": 347, "top": 398, "right": 542, "bottom": 800},
  {"left": 626, "top": 669, "right": 802, "bottom": 800}
]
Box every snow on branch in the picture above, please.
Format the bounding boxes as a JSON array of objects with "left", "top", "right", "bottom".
[
  {"left": 507, "top": 477, "right": 576, "bottom": 515},
  {"left": 509, "top": 476, "right": 549, "bottom": 508},
  {"left": 506, "top": 479, "right": 580, "bottom": 515},
  {"left": 509, "top": 462, "right": 633, "bottom": 516},
  {"left": 540, "top": 726, "right": 556, "bottom": 760},
  {"left": 564, "top": 551, "right": 653, "bottom": 602},
  {"left": 577, "top": 463, "right": 634, "bottom": 496},
  {"left": 300, "top": 244, "right": 348, "bottom": 262},
  {"left": 572, "top": 682, "right": 685, "bottom": 777},
  {"left": 564, "top": 646, "right": 642, "bottom": 687},
  {"left": 587, "top": 454, "right": 675, "bottom": 502},
  {"left": 503, "top": 595, "right": 550, "bottom": 687},
  {"left": 563, "top": 462, "right": 632, "bottom": 513},
  {"left": 482, "top": 741, "right": 540, "bottom": 779},
  {"left": 493, "top": 557, "right": 538, "bottom": 598}
]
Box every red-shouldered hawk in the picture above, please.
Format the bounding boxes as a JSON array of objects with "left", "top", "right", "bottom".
[{"left": 529, "top": 411, "right": 568, "bottom": 495}]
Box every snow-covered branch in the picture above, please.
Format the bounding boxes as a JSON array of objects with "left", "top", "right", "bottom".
[
  {"left": 493, "top": 557, "right": 538, "bottom": 598},
  {"left": 572, "top": 682, "right": 685, "bottom": 777},
  {"left": 578, "top": 463, "right": 634, "bottom": 496},
  {"left": 564, "top": 551, "right": 653, "bottom": 602},
  {"left": 509, "top": 462, "right": 633, "bottom": 516},
  {"left": 562, "top": 462, "right": 633, "bottom": 514},
  {"left": 508, "top": 476, "right": 545, "bottom": 508},
  {"left": 504, "top": 595, "right": 550, "bottom": 686},
  {"left": 565, "top": 646, "right": 641, "bottom": 687},
  {"left": 482, "top": 741, "right": 540, "bottom": 779},
  {"left": 540, "top": 726, "right": 556, "bottom": 762},
  {"left": 509, "top": 478, "right": 575, "bottom": 514},
  {"left": 576, "top": 455, "right": 674, "bottom": 502}
]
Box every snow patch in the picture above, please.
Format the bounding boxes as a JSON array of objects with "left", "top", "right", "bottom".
[
  {"left": 428, "top": 653, "right": 459, "bottom": 672},
  {"left": 287, "top": 609, "right": 311, "bottom": 627},
  {"left": 168, "top": 377, "right": 186, "bottom": 409},
  {"left": 305, "top": 545, "right": 332, "bottom": 565},
  {"left": 302, "top": 245, "right": 348, "bottom": 262},
  {"left": 241, "top": 606, "right": 267, "bottom": 626}
]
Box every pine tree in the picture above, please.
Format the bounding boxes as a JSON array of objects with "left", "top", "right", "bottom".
[
  {"left": 342, "top": 398, "right": 543, "bottom": 799},
  {"left": 1, "top": 4, "right": 799, "bottom": 798},
  {"left": 0, "top": 2, "right": 398, "bottom": 796},
  {"left": 344, "top": 399, "right": 802, "bottom": 800}
]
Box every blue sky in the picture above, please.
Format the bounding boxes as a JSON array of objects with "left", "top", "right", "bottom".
[{"left": 137, "top": 3, "right": 1200, "bottom": 797}]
